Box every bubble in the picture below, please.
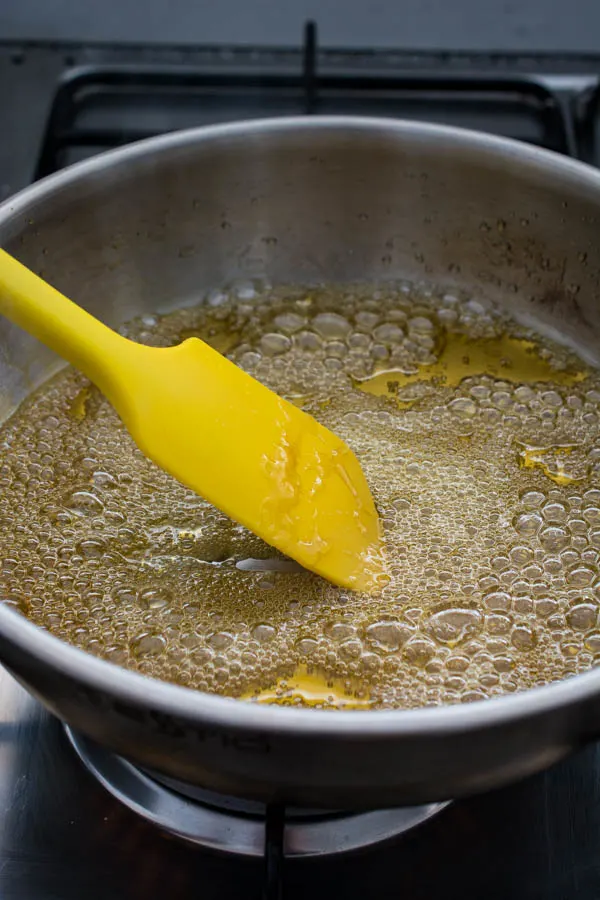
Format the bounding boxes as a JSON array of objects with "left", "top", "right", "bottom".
[
  {"left": 583, "top": 507, "right": 600, "bottom": 525},
  {"left": 584, "top": 633, "right": 600, "bottom": 653},
  {"left": 514, "top": 513, "right": 543, "bottom": 537},
  {"left": 66, "top": 491, "right": 104, "bottom": 516},
  {"left": 511, "top": 625, "right": 538, "bottom": 651},
  {"left": 76, "top": 539, "right": 106, "bottom": 559},
  {"left": 140, "top": 589, "right": 171, "bottom": 610},
  {"left": 339, "top": 639, "right": 363, "bottom": 660},
  {"left": 355, "top": 311, "right": 380, "bottom": 329},
  {"left": 295, "top": 330, "right": 321, "bottom": 352},
  {"left": 296, "top": 638, "right": 318, "bottom": 656},
  {"left": 273, "top": 313, "right": 305, "bottom": 334},
  {"left": 484, "top": 591, "right": 511, "bottom": 611},
  {"left": 408, "top": 316, "right": 434, "bottom": 333},
  {"left": 130, "top": 633, "right": 166, "bottom": 657},
  {"left": 373, "top": 323, "right": 404, "bottom": 344},
  {"left": 253, "top": 624, "right": 276, "bottom": 643},
  {"left": 514, "top": 596, "right": 534, "bottom": 615},
  {"left": 539, "top": 526, "right": 570, "bottom": 552},
  {"left": 566, "top": 566, "right": 595, "bottom": 587},
  {"left": 510, "top": 546, "right": 533, "bottom": 566},
  {"left": 93, "top": 471, "right": 118, "bottom": 490},
  {"left": 426, "top": 609, "right": 482, "bottom": 645},
  {"left": 448, "top": 398, "right": 477, "bottom": 418},
  {"left": 260, "top": 333, "right": 291, "bottom": 356},
  {"left": 486, "top": 614, "right": 512, "bottom": 635},
  {"left": 404, "top": 637, "right": 437, "bottom": 667},
  {"left": 311, "top": 313, "right": 351, "bottom": 339},
  {"left": 324, "top": 341, "right": 347, "bottom": 359},
  {"left": 542, "top": 391, "right": 562, "bottom": 408},
  {"left": 348, "top": 333, "right": 371, "bottom": 351},
  {"left": 365, "top": 621, "right": 414, "bottom": 651},
  {"left": 542, "top": 502, "right": 567, "bottom": 523},
  {"left": 326, "top": 622, "right": 357, "bottom": 642},
  {"left": 566, "top": 604, "right": 598, "bottom": 631},
  {"left": 208, "top": 632, "right": 234, "bottom": 650},
  {"left": 105, "top": 646, "right": 129, "bottom": 664},
  {"left": 239, "top": 351, "right": 262, "bottom": 370},
  {"left": 491, "top": 391, "right": 512, "bottom": 410},
  {"left": 520, "top": 491, "right": 545, "bottom": 509},
  {"left": 360, "top": 652, "right": 382, "bottom": 672},
  {"left": 371, "top": 343, "right": 388, "bottom": 360},
  {"left": 493, "top": 656, "right": 515, "bottom": 673},
  {"left": 447, "top": 655, "right": 470, "bottom": 672}
]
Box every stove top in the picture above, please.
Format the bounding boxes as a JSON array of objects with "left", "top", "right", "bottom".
[
  {"left": 4, "top": 21, "right": 600, "bottom": 899},
  {"left": 4, "top": 662, "right": 600, "bottom": 899},
  {"left": 5, "top": 22, "right": 600, "bottom": 200}
]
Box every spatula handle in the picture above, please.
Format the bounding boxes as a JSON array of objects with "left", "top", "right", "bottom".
[{"left": 0, "top": 247, "right": 129, "bottom": 390}]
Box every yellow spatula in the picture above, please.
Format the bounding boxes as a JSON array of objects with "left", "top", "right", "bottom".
[{"left": 0, "top": 248, "right": 381, "bottom": 591}]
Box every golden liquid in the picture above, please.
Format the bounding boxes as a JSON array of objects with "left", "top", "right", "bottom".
[
  {"left": 354, "top": 333, "right": 585, "bottom": 405},
  {"left": 241, "top": 665, "right": 371, "bottom": 709},
  {"left": 2, "top": 281, "right": 600, "bottom": 709}
]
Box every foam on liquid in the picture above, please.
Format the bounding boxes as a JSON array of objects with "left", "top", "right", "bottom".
[{"left": 2, "top": 281, "right": 600, "bottom": 709}]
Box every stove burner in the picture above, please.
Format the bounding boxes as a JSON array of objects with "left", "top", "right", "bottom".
[{"left": 66, "top": 727, "right": 450, "bottom": 857}]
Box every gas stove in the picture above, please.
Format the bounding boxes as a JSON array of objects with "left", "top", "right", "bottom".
[{"left": 3, "top": 22, "right": 600, "bottom": 899}]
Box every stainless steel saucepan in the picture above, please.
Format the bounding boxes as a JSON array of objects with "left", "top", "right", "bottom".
[{"left": 1, "top": 117, "right": 600, "bottom": 809}]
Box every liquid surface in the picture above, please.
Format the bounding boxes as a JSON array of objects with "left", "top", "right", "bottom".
[{"left": 2, "top": 281, "right": 600, "bottom": 709}]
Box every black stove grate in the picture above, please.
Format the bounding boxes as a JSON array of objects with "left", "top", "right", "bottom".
[
  {"left": 34, "top": 21, "right": 591, "bottom": 179},
  {"left": 263, "top": 804, "right": 286, "bottom": 900}
]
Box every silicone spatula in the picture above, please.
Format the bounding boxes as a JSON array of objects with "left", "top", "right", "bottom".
[{"left": 0, "top": 248, "right": 381, "bottom": 590}]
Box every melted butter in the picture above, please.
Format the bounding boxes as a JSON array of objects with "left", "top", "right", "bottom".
[
  {"left": 4, "top": 281, "right": 600, "bottom": 711},
  {"left": 354, "top": 333, "right": 585, "bottom": 402},
  {"left": 242, "top": 664, "right": 372, "bottom": 709},
  {"left": 517, "top": 442, "right": 585, "bottom": 485},
  {"left": 69, "top": 385, "right": 91, "bottom": 420}
]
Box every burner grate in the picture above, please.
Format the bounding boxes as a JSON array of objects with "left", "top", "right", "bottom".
[
  {"left": 65, "top": 726, "right": 449, "bottom": 899},
  {"left": 264, "top": 803, "right": 285, "bottom": 900},
  {"left": 34, "top": 22, "right": 585, "bottom": 178}
]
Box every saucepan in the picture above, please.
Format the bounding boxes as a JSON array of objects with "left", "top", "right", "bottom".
[{"left": 1, "top": 117, "right": 600, "bottom": 809}]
